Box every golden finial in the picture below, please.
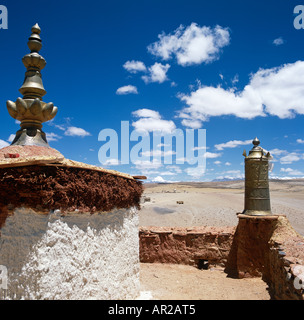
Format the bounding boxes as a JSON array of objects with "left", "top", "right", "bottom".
[{"left": 6, "top": 24, "right": 58, "bottom": 146}]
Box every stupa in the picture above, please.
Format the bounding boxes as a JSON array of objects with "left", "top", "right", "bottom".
[{"left": 0, "top": 24, "right": 144, "bottom": 300}]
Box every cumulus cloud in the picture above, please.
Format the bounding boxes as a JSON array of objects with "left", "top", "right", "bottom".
[
  {"left": 179, "top": 61, "right": 304, "bottom": 128},
  {"left": 132, "top": 108, "right": 176, "bottom": 133},
  {"left": 205, "top": 152, "right": 222, "bottom": 158},
  {"left": 123, "top": 60, "right": 147, "bottom": 73},
  {"left": 64, "top": 126, "right": 91, "bottom": 137},
  {"left": 280, "top": 152, "right": 301, "bottom": 164},
  {"left": 142, "top": 62, "right": 170, "bottom": 84},
  {"left": 147, "top": 23, "right": 230, "bottom": 66},
  {"left": 297, "top": 138, "right": 304, "bottom": 144},
  {"left": 152, "top": 176, "right": 167, "bottom": 183},
  {"left": 215, "top": 139, "right": 252, "bottom": 151},
  {"left": 116, "top": 85, "right": 138, "bottom": 95}
]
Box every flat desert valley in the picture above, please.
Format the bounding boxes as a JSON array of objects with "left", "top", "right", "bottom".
[{"left": 139, "top": 179, "right": 304, "bottom": 236}]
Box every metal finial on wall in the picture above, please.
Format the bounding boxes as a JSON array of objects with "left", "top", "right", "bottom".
[
  {"left": 6, "top": 24, "right": 58, "bottom": 147},
  {"left": 242, "top": 138, "right": 272, "bottom": 216}
]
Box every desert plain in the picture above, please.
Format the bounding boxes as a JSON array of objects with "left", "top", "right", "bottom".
[
  {"left": 139, "top": 179, "right": 304, "bottom": 300},
  {"left": 139, "top": 179, "right": 304, "bottom": 236}
]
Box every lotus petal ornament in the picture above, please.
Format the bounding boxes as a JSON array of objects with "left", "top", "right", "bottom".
[{"left": 6, "top": 24, "right": 59, "bottom": 146}]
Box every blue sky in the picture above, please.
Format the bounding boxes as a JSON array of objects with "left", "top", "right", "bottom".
[{"left": 0, "top": 0, "right": 304, "bottom": 182}]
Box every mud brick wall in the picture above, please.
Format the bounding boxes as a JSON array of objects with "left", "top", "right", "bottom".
[
  {"left": 140, "top": 215, "right": 304, "bottom": 300},
  {"left": 0, "top": 165, "right": 143, "bottom": 214},
  {"left": 225, "top": 214, "right": 304, "bottom": 300},
  {"left": 139, "top": 226, "right": 235, "bottom": 268}
]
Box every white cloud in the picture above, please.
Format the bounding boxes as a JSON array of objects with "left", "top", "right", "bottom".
[
  {"left": 180, "top": 119, "right": 202, "bottom": 129},
  {"left": 123, "top": 60, "right": 147, "bottom": 73},
  {"left": 133, "top": 160, "right": 163, "bottom": 175},
  {"left": 0, "top": 139, "right": 9, "bottom": 148},
  {"left": 232, "top": 74, "right": 239, "bottom": 84},
  {"left": 116, "top": 85, "right": 138, "bottom": 95},
  {"left": 47, "top": 120, "right": 66, "bottom": 131},
  {"left": 273, "top": 37, "right": 284, "bottom": 46},
  {"left": 185, "top": 165, "right": 206, "bottom": 178},
  {"left": 152, "top": 176, "right": 167, "bottom": 183},
  {"left": 46, "top": 132, "right": 61, "bottom": 141},
  {"left": 132, "top": 109, "right": 161, "bottom": 119},
  {"left": 64, "top": 126, "right": 91, "bottom": 137},
  {"left": 280, "top": 168, "right": 303, "bottom": 176},
  {"left": 7, "top": 134, "right": 15, "bottom": 143},
  {"left": 269, "top": 148, "right": 287, "bottom": 156},
  {"left": 192, "top": 146, "right": 208, "bottom": 151},
  {"left": 142, "top": 62, "right": 170, "bottom": 84},
  {"left": 215, "top": 169, "right": 244, "bottom": 180},
  {"left": 179, "top": 61, "right": 304, "bottom": 128},
  {"left": 214, "top": 161, "right": 221, "bottom": 165},
  {"left": 225, "top": 162, "right": 231, "bottom": 166},
  {"left": 280, "top": 153, "right": 301, "bottom": 164},
  {"left": 147, "top": 23, "right": 230, "bottom": 66},
  {"left": 297, "top": 138, "right": 304, "bottom": 144},
  {"left": 215, "top": 139, "right": 252, "bottom": 151},
  {"left": 132, "top": 108, "right": 176, "bottom": 133},
  {"left": 205, "top": 152, "right": 222, "bottom": 158}
]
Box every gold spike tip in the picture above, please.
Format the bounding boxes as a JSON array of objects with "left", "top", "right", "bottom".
[
  {"left": 31, "top": 23, "right": 41, "bottom": 34},
  {"left": 28, "top": 23, "right": 42, "bottom": 53}
]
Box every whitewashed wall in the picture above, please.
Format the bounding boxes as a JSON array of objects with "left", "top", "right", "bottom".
[{"left": 0, "top": 207, "right": 139, "bottom": 300}]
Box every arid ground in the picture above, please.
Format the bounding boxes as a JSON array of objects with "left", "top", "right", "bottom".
[
  {"left": 139, "top": 179, "right": 304, "bottom": 300},
  {"left": 139, "top": 179, "right": 304, "bottom": 236}
]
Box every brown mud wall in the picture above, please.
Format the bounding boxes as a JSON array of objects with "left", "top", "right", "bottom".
[
  {"left": 139, "top": 226, "right": 235, "bottom": 268},
  {"left": 0, "top": 165, "right": 143, "bottom": 216},
  {"left": 225, "top": 214, "right": 304, "bottom": 300},
  {"left": 140, "top": 215, "right": 304, "bottom": 300}
]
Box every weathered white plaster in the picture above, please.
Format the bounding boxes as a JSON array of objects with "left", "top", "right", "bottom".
[{"left": 0, "top": 207, "right": 139, "bottom": 300}]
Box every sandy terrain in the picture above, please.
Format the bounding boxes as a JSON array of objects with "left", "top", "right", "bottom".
[
  {"left": 138, "top": 179, "right": 304, "bottom": 300},
  {"left": 139, "top": 180, "right": 304, "bottom": 236},
  {"left": 140, "top": 263, "right": 270, "bottom": 300}
]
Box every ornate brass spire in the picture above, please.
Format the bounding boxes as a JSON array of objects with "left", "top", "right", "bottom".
[{"left": 6, "top": 23, "right": 58, "bottom": 147}]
